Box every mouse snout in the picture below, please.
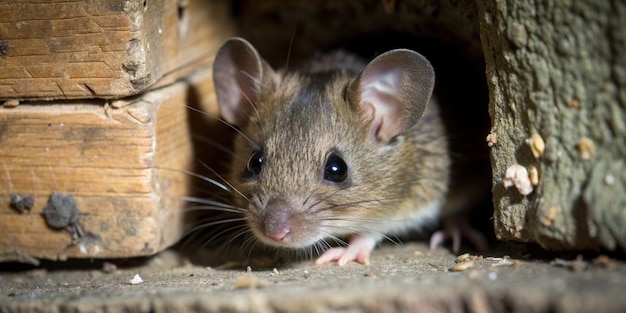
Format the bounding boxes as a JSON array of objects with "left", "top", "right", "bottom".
[{"left": 262, "top": 198, "right": 293, "bottom": 243}]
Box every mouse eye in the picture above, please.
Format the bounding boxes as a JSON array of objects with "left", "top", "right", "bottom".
[
  {"left": 324, "top": 154, "right": 348, "bottom": 183},
  {"left": 246, "top": 150, "right": 264, "bottom": 177}
]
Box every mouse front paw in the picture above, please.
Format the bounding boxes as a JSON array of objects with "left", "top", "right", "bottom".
[{"left": 315, "top": 234, "right": 377, "bottom": 266}]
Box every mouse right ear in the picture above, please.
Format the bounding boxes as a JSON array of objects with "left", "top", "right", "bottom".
[
  {"left": 213, "top": 37, "right": 277, "bottom": 125},
  {"left": 347, "top": 49, "right": 435, "bottom": 143}
]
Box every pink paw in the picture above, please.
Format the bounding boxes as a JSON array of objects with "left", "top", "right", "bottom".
[
  {"left": 429, "top": 219, "right": 488, "bottom": 253},
  {"left": 315, "top": 235, "right": 377, "bottom": 266}
]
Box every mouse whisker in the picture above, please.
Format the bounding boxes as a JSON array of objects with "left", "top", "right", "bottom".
[
  {"left": 307, "top": 239, "right": 329, "bottom": 258},
  {"left": 249, "top": 193, "right": 263, "bottom": 209},
  {"left": 158, "top": 167, "right": 232, "bottom": 193},
  {"left": 316, "top": 231, "right": 349, "bottom": 248},
  {"left": 185, "top": 105, "right": 257, "bottom": 147},
  {"left": 188, "top": 192, "right": 235, "bottom": 209},
  {"left": 305, "top": 186, "right": 348, "bottom": 211},
  {"left": 310, "top": 239, "right": 330, "bottom": 258},
  {"left": 203, "top": 223, "right": 250, "bottom": 251},
  {"left": 301, "top": 188, "right": 317, "bottom": 208},
  {"left": 284, "top": 25, "right": 297, "bottom": 71},
  {"left": 179, "top": 217, "right": 247, "bottom": 251},
  {"left": 183, "top": 205, "right": 245, "bottom": 215},
  {"left": 313, "top": 196, "right": 403, "bottom": 214},
  {"left": 321, "top": 215, "right": 419, "bottom": 224},
  {"left": 181, "top": 197, "right": 245, "bottom": 212},
  {"left": 236, "top": 84, "right": 265, "bottom": 135},
  {"left": 319, "top": 223, "right": 395, "bottom": 242},
  {"left": 241, "top": 234, "right": 266, "bottom": 260},
  {"left": 301, "top": 185, "right": 328, "bottom": 208},
  {"left": 320, "top": 223, "right": 410, "bottom": 248},
  {"left": 184, "top": 217, "right": 246, "bottom": 238},
  {"left": 238, "top": 70, "right": 261, "bottom": 91},
  {"left": 311, "top": 242, "right": 323, "bottom": 257},
  {"left": 182, "top": 202, "right": 244, "bottom": 213},
  {"left": 381, "top": 234, "right": 404, "bottom": 247},
  {"left": 190, "top": 133, "right": 247, "bottom": 163},
  {"left": 383, "top": 177, "right": 429, "bottom": 189},
  {"left": 180, "top": 197, "right": 239, "bottom": 212},
  {"left": 198, "top": 160, "right": 250, "bottom": 203},
  {"left": 309, "top": 177, "right": 436, "bottom": 214},
  {"left": 328, "top": 235, "right": 349, "bottom": 247},
  {"left": 218, "top": 226, "right": 253, "bottom": 253}
]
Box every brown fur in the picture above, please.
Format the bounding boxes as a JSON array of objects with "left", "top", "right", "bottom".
[{"left": 214, "top": 37, "right": 451, "bottom": 249}]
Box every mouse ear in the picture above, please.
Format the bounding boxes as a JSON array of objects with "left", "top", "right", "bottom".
[
  {"left": 213, "top": 37, "right": 277, "bottom": 125},
  {"left": 348, "top": 49, "right": 435, "bottom": 143}
]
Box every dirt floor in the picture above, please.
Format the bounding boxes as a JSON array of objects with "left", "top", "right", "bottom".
[{"left": 1, "top": 242, "right": 626, "bottom": 313}]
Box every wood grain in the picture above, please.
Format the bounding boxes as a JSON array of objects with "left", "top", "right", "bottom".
[
  {"left": 0, "top": 0, "right": 232, "bottom": 100},
  {"left": 0, "top": 66, "right": 218, "bottom": 263}
]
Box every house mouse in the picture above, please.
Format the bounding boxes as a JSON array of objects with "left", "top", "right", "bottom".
[{"left": 212, "top": 37, "right": 487, "bottom": 265}]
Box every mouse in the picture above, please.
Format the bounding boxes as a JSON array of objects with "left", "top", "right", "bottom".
[{"left": 212, "top": 37, "right": 488, "bottom": 265}]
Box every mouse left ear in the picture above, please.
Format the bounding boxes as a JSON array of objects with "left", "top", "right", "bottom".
[
  {"left": 347, "top": 49, "right": 435, "bottom": 143},
  {"left": 213, "top": 37, "right": 277, "bottom": 125}
]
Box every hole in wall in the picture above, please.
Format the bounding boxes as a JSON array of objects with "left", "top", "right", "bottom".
[
  {"left": 231, "top": 0, "right": 492, "bottom": 188},
  {"left": 184, "top": 0, "right": 495, "bottom": 260},
  {"left": 229, "top": 1, "right": 491, "bottom": 162}
]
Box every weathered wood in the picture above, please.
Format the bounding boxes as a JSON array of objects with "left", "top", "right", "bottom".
[
  {"left": 478, "top": 0, "right": 626, "bottom": 251},
  {"left": 0, "top": 0, "right": 232, "bottom": 100},
  {"left": 0, "top": 66, "right": 217, "bottom": 263}
]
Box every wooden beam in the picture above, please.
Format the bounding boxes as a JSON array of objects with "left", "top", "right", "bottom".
[
  {"left": 0, "top": 0, "right": 232, "bottom": 100},
  {"left": 0, "top": 66, "right": 217, "bottom": 263}
]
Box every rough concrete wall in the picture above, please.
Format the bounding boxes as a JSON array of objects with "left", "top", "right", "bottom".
[{"left": 477, "top": 0, "right": 626, "bottom": 251}]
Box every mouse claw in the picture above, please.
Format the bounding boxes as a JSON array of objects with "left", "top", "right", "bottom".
[{"left": 315, "top": 234, "right": 376, "bottom": 266}]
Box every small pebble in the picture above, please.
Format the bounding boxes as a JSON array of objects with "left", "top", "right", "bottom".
[
  {"left": 526, "top": 134, "right": 545, "bottom": 158},
  {"left": 129, "top": 274, "right": 143, "bottom": 285},
  {"left": 578, "top": 137, "right": 595, "bottom": 160},
  {"left": 503, "top": 164, "right": 533, "bottom": 195},
  {"left": 451, "top": 261, "right": 475, "bottom": 272},
  {"left": 234, "top": 275, "right": 271, "bottom": 289}
]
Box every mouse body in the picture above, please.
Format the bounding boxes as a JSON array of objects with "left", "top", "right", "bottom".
[{"left": 213, "top": 37, "right": 478, "bottom": 265}]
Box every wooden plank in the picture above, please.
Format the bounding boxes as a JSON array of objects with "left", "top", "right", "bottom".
[
  {"left": 0, "top": 0, "right": 232, "bottom": 100},
  {"left": 0, "top": 65, "right": 218, "bottom": 263}
]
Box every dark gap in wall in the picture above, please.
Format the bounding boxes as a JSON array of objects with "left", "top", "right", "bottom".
[{"left": 185, "top": 1, "right": 495, "bottom": 261}]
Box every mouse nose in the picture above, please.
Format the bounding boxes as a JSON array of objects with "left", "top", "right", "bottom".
[
  {"left": 265, "top": 227, "right": 290, "bottom": 242},
  {"left": 263, "top": 198, "right": 292, "bottom": 242}
]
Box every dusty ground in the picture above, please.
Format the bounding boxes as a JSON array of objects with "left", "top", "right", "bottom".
[{"left": 1, "top": 242, "right": 625, "bottom": 313}]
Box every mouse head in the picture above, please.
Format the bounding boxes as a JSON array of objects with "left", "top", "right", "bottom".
[
  {"left": 213, "top": 37, "right": 434, "bottom": 142},
  {"left": 213, "top": 37, "right": 437, "bottom": 249}
]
